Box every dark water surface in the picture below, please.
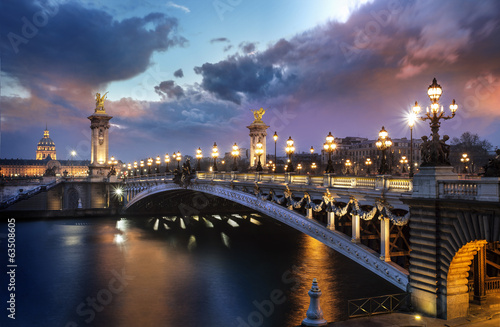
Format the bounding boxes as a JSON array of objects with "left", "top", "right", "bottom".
[{"left": 1, "top": 214, "right": 400, "bottom": 327}]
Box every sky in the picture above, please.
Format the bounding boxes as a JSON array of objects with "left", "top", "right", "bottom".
[{"left": 1, "top": 0, "right": 500, "bottom": 163}]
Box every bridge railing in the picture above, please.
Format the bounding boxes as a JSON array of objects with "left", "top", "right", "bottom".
[
  {"left": 194, "top": 172, "right": 413, "bottom": 193},
  {"left": 438, "top": 178, "right": 500, "bottom": 202}
]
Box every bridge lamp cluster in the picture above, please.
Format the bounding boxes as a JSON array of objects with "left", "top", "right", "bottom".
[
  {"left": 255, "top": 139, "right": 264, "bottom": 172},
  {"left": 212, "top": 142, "right": 219, "bottom": 171},
  {"left": 285, "top": 136, "right": 295, "bottom": 172},
  {"left": 323, "top": 132, "right": 337, "bottom": 174},
  {"left": 376, "top": 126, "right": 393, "bottom": 175},
  {"left": 164, "top": 154, "right": 170, "bottom": 172},
  {"left": 461, "top": 153, "right": 470, "bottom": 174},
  {"left": 231, "top": 143, "right": 239, "bottom": 171},
  {"left": 175, "top": 151, "right": 182, "bottom": 169},
  {"left": 400, "top": 156, "right": 408, "bottom": 173},
  {"left": 345, "top": 159, "right": 352, "bottom": 175}
]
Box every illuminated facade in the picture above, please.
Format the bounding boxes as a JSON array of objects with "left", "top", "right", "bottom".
[{"left": 0, "top": 127, "right": 89, "bottom": 177}]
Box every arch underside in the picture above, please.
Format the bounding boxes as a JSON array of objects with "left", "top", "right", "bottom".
[{"left": 125, "top": 183, "right": 409, "bottom": 290}]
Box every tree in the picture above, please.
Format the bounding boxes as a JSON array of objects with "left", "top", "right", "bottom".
[{"left": 450, "top": 132, "right": 493, "bottom": 173}]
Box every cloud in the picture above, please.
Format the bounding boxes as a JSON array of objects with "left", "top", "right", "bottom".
[
  {"left": 154, "top": 80, "right": 185, "bottom": 99},
  {"left": 210, "top": 37, "right": 230, "bottom": 43},
  {"left": 1, "top": 1, "right": 186, "bottom": 86},
  {"left": 166, "top": 2, "right": 190, "bottom": 13},
  {"left": 174, "top": 68, "right": 184, "bottom": 78},
  {"left": 239, "top": 42, "right": 257, "bottom": 54}
]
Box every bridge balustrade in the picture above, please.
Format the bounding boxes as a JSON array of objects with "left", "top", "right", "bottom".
[
  {"left": 438, "top": 178, "right": 500, "bottom": 201},
  {"left": 194, "top": 172, "right": 413, "bottom": 193}
]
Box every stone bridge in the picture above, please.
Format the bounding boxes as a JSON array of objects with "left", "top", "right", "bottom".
[{"left": 122, "top": 169, "right": 500, "bottom": 320}]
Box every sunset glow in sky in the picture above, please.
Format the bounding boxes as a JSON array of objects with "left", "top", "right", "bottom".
[{"left": 1, "top": 0, "right": 499, "bottom": 162}]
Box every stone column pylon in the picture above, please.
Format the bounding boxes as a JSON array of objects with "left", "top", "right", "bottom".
[
  {"left": 247, "top": 108, "right": 269, "bottom": 169},
  {"left": 88, "top": 92, "right": 113, "bottom": 178}
]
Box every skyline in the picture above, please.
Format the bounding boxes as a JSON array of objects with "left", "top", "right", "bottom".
[{"left": 1, "top": 0, "right": 500, "bottom": 162}]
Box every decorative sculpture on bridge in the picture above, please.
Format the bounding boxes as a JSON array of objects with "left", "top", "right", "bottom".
[
  {"left": 250, "top": 107, "right": 266, "bottom": 123},
  {"left": 173, "top": 158, "right": 196, "bottom": 187},
  {"left": 412, "top": 78, "right": 457, "bottom": 167},
  {"left": 95, "top": 92, "right": 108, "bottom": 112}
]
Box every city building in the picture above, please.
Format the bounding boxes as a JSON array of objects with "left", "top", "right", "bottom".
[{"left": 0, "top": 127, "right": 90, "bottom": 177}]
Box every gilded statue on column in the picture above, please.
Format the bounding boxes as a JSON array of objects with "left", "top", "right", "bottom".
[
  {"left": 95, "top": 92, "right": 108, "bottom": 112},
  {"left": 250, "top": 107, "right": 266, "bottom": 123}
]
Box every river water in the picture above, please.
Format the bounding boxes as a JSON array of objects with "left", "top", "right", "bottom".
[{"left": 1, "top": 213, "right": 400, "bottom": 327}]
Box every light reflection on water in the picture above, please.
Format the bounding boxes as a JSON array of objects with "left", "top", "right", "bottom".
[{"left": 5, "top": 214, "right": 401, "bottom": 327}]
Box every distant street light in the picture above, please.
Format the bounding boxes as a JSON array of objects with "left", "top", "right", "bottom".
[
  {"left": 196, "top": 148, "right": 203, "bottom": 171},
  {"left": 70, "top": 150, "right": 77, "bottom": 176},
  {"left": 140, "top": 160, "right": 144, "bottom": 175},
  {"left": 345, "top": 159, "right": 352, "bottom": 175},
  {"left": 156, "top": 155, "right": 161, "bottom": 174},
  {"left": 108, "top": 156, "right": 118, "bottom": 175},
  {"left": 147, "top": 157, "right": 153, "bottom": 175},
  {"left": 176, "top": 151, "right": 182, "bottom": 170},
  {"left": 273, "top": 131, "right": 278, "bottom": 172},
  {"left": 164, "top": 154, "right": 170, "bottom": 173},
  {"left": 365, "top": 158, "right": 372, "bottom": 175},
  {"left": 461, "top": 153, "right": 470, "bottom": 174},
  {"left": 408, "top": 108, "right": 416, "bottom": 177},
  {"left": 134, "top": 161, "right": 138, "bottom": 176},
  {"left": 400, "top": 156, "right": 408, "bottom": 173}
]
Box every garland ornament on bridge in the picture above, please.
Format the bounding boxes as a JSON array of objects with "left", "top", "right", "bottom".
[
  {"left": 251, "top": 183, "right": 408, "bottom": 226},
  {"left": 413, "top": 78, "right": 457, "bottom": 166}
]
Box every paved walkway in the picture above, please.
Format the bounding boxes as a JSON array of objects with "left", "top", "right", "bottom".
[{"left": 327, "top": 294, "right": 500, "bottom": 327}]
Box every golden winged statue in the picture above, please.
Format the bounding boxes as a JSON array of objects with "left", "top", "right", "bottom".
[
  {"left": 250, "top": 107, "right": 266, "bottom": 123},
  {"left": 95, "top": 92, "right": 108, "bottom": 111}
]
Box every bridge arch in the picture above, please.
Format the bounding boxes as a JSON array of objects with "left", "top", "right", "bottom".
[{"left": 124, "top": 182, "right": 409, "bottom": 290}]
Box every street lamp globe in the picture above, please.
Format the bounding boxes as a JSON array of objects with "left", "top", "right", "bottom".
[{"left": 164, "top": 154, "right": 170, "bottom": 172}]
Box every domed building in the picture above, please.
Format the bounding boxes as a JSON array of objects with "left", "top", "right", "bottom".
[
  {"left": 36, "top": 126, "right": 57, "bottom": 160},
  {"left": 0, "top": 127, "right": 93, "bottom": 178}
]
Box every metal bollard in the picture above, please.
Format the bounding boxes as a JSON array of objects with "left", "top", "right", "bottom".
[{"left": 302, "top": 278, "right": 328, "bottom": 326}]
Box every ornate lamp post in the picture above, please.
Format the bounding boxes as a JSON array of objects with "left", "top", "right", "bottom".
[
  {"left": 155, "top": 155, "right": 161, "bottom": 174},
  {"left": 255, "top": 139, "right": 264, "bottom": 172},
  {"left": 196, "top": 148, "right": 202, "bottom": 171},
  {"left": 365, "top": 158, "right": 372, "bottom": 175},
  {"left": 147, "top": 157, "right": 153, "bottom": 175},
  {"left": 285, "top": 136, "right": 295, "bottom": 172},
  {"left": 376, "top": 126, "right": 393, "bottom": 175},
  {"left": 133, "top": 161, "right": 138, "bottom": 176},
  {"left": 140, "top": 160, "right": 144, "bottom": 175},
  {"left": 127, "top": 163, "right": 132, "bottom": 177},
  {"left": 176, "top": 151, "right": 182, "bottom": 170},
  {"left": 311, "top": 162, "right": 317, "bottom": 173},
  {"left": 345, "top": 159, "right": 352, "bottom": 175},
  {"left": 273, "top": 131, "right": 278, "bottom": 172},
  {"left": 231, "top": 143, "right": 239, "bottom": 171},
  {"left": 297, "top": 163, "right": 302, "bottom": 174},
  {"left": 324, "top": 132, "right": 336, "bottom": 174},
  {"left": 412, "top": 78, "right": 458, "bottom": 166},
  {"left": 108, "top": 156, "right": 118, "bottom": 175},
  {"left": 461, "top": 153, "right": 470, "bottom": 174},
  {"left": 408, "top": 111, "right": 416, "bottom": 177},
  {"left": 400, "top": 156, "right": 408, "bottom": 173},
  {"left": 212, "top": 142, "right": 219, "bottom": 172},
  {"left": 164, "top": 154, "right": 170, "bottom": 173}
]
